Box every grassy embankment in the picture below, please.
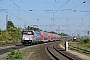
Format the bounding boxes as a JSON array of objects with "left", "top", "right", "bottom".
[{"left": 69, "top": 38, "right": 90, "bottom": 56}]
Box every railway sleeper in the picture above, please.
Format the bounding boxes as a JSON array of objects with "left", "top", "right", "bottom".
[
  {"left": 83, "top": 50, "right": 90, "bottom": 54},
  {"left": 47, "top": 45, "right": 60, "bottom": 60},
  {"left": 53, "top": 46, "right": 75, "bottom": 60}
]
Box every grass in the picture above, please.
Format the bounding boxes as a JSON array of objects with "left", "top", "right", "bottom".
[
  {"left": 69, "top": 41, "right": 90, "bottom": 51},
  {"left": 69, "top": 38, "right": 90, "bottom": 56}
]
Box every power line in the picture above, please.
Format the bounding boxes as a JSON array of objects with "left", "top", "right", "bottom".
[
  {"left": 4, "top": 0, "right": 53, "bottom": 20},
  {"left": 56, "top": 0, "right": 88, "bottom": 24},
  {"left": 10, "top": 0, "right": 20, "bottom": 18},
  {"left": 0, "top": 7, "right": 25, "bottom": 22},
  {"left": 69, "top": 12, "right": 90, "bottom": 26},
  {"left": 56, "top": 1, "right": 84, "bottom": 20},
  {"left": 10, "top": 0, "right": 19, "bottom": 8},
  {"left": 54, "top": 0, "right": 70, "bottom": 14}
]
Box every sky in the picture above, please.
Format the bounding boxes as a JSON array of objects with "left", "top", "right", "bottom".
[{"left": 0, "top": 0, "right": 90, "bottom": 36}]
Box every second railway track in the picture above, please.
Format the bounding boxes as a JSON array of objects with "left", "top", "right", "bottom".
[
  {"left": 46, "top": 41, "right": 83, "bottom": 60},
  {"left": 46, "top": 41, "right": 72, "bottom": 60}
]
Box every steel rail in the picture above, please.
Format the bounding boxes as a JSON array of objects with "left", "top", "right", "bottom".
[
  {"left": 53, "top": 46, "right": 75, "bottom": 60},
  {"left": 47, "top": 44, "right": 60, "bottom": 60},
  {"left": 46, "top": 42, "right": 71, "bottom": 60}
]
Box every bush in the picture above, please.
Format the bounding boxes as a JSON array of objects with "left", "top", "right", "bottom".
[
  {"left": 0, "top": 41, "right": 3, "bottom": 46},
  {"left": 8, "top": 50, "right": 15, "bottom": 59},
  {"left": 15, "top": 50, "right": 24, "bottom": 59},
  {"left": 7, "top": 50, "right": 24, "bottom": 59},
  {"left": 0, "top": 27, "right": 22, "bottom": 45},
  {"left": 83, "top": 38, "right": 90, "bottom": 44}
]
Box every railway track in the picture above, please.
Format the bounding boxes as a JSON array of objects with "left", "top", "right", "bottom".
[
  {"left": 0, "top": 41, "right": 88, "bottom": 60},
  {"left": 46, "top": 41, "right": 84, "bottom": 60},
  {"left": 0, "top": 43, "right": 27, "bottom": 58},
  {"left": 46, "top": 42, "right": 74, "bottom": 60},
  {"left": 0, "top": 42, "right": 52, "bottom": 59}
]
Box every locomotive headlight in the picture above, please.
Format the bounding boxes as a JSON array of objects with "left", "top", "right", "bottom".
[
  {"left": 29, "top": 38, "right": 32, "bottom": 40},
  {"left": 29, "top": 38, "right": 33, "bottom": 40}
]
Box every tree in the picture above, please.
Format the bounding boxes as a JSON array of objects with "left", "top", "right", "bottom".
[
  {"left": 24, "top": 26, "right": 42, "bottom": 31},
  {"left": 48, "top": 31, "right": 57, "bottom": 34},
  {"left": 7, "top": 21, "right": 14, "bottom": 29},
  {"left": 60, "top": 33, "right": 68, "bottom": 36},
  {"left": 7, "top": 27, "right": 22, "bottom": 43}
]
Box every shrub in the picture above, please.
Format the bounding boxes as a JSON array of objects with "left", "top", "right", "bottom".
[
  {"left": 15, "top": 50, "right": 24, "bottom": 59},
  {"left": 0, "top": 41, "right": 3, "bottom": 46},
  {"left": 7, "top": 50, "right": 24, "bottom": 59},
  {"left": 8, "top": 50, "right": 15, "bottom": 59},
  {"left": 83, "top": 38, "right": 90, "bottom": 44}
]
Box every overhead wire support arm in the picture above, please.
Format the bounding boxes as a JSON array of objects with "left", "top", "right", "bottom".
[
  {"left": 10, "top": 0, "right": 19, "bottom": 8},
  {"left": 54, "top": 0, "right": 70, "bottom": 14}
]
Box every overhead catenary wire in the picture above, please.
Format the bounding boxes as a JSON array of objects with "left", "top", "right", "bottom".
[
  {"left": 56, "top": 0, "right": 85, "bottom": 20},
  {"left": 0, "top": 0, "right": 53, "bottom": 27},
  {"left": 0, "top": 7, "right": 8, "bottom": 24},
  {"left": 69, "top": 12, "right": 90, "bottom": 26},
  {"left": 56, "top": 0, "right": 89, "bottom": 25},
  {"left": 0, "top": 0, "right": 90, "bottom": 34},
  {"left": 0, "top": 1, "right": 53, "bottom": 29},
  {"left": 0, "top": 9, "right": 35, "bottom": 28},
  {"left": 10, "top": 0, "right": 19, "bottom": 8},
  {"left": 54, "top": 0, "right": 70, "bottom": 14},
  {"left": 10, "top": 0, "right": 20, "bottom": 18},
  {"left": 54, "top": 0, "right": 90, "bottom": 35},
  {"left": 2, "top": 0, "right": 52, "bottom": 21}
]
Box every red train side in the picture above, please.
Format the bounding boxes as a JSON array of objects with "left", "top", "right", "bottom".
[
  {"left": 40, "top": 31, "right": 48, "bottom": 42},
  {"left": 22, "top": 30, "right": 61, "bottom": 45},
  {"left": 47, "top": 33, "right": 52, "bottom": 41}
]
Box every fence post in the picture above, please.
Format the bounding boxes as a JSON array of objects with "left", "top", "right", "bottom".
[{"left": 65, "top": 42, "right": 68, "bottom": 51}]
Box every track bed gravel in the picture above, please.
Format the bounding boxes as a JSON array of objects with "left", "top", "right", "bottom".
[
  {"left": 0, "top": 43, "right": 51, "bottom": 60},
  {"left": 0, "top": 41, "right": 89, "bottom": 60},
  {"left": 23, "top": 44, "right": 51, "bottom": 60},
  {"left": 0, "top": 45, "right": 25, "bottom": 55}
]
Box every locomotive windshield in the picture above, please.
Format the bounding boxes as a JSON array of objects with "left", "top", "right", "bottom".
[{"left": 22, "top": 31, "right": 34, "bottom": 35}]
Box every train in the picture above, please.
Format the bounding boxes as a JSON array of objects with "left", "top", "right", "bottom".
[{"left": 22, "top": 30, "right": 61, "bottom": 45}]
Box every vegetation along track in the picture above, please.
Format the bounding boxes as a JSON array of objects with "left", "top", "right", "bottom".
[
  {"left": 0, "top": 43, "right": 25, "bottom": 55},
  {"left": 46, "top": 41, "right": 83, "bottom": 60}
]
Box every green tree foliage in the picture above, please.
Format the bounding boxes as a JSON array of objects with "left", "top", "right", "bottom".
[
  {"left": 0, "top": 27, "right": 22, "bottom": 45},
  {"left": 48, "top": 31, "right": 57, "bottom": 34},
  {"left": 0, "top": 29, "right": 1, "bottom": 35},
  {"left": 82, "top": 38, "right": 90, "bottom": 44},
  {"left": 8, "top": 27, "right": 22, "bottom": 43},
  {"left": 25, "top": 26, "right": 42, "bottom": 31},
  {"left": 60, "top": 33, "right": 68, "bottom": 36},
  {"left": 7, "top": 21, "right": 14, "bottom": 29}
]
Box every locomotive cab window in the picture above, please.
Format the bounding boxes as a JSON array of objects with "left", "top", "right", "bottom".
[
  {"left": 22, "top": 31, "right": 34, "bottom": 35},
  {"left": 23, "top": 32, "right": 27, "bottom": 34},
  {"left": 28, "top": 32, "right": 34, "bottom": 35}
]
